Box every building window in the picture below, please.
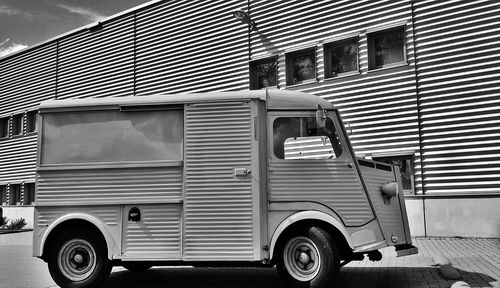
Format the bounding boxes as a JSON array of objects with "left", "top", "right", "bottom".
[
  {"left": 250, "top": 57, "right": 277, "bottom": 90},
  {"left": 324, "top": 38, "right": 358, "bottom": 78},
  {"left": 26, "top": 111, "right": 37, "bottom": 133},
  {"left": 11, "top": 114, "right": 23, "bottom": 136},
  {"left": 0, "top": 117, "right": 8, "bottom": 138},
  {"left": 286, "top": 48, "right": 316, "bottom": 85},
  {"left": 373, "top": 155, "right": 414, "bottom": 194},
  {"left": 0, "top": 186, "right": 6, "bottom": 205},
  {"left": 9, "top": 184, "right": 21, "bottom": 205},
  {"left": 23, "top": 183, "right": 35, "bottom": 205},
  {"left": 368, "top": 27, "right": 406, "bottom": 70}
]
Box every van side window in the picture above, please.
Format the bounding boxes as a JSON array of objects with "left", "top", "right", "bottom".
[
  {"left": 41, "top": 110, "right": 183, "bottom": 165},
  {"left": 273, "top": 117, "right": 342, "bottom": 159}
]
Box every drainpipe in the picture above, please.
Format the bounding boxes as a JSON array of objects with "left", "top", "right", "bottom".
[{"left": 410, "top": 0, "right": 427, "bottom": 237}]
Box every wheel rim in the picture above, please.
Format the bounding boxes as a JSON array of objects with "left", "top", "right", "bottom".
[
  {"left": 58, "top": 239, "right": 97, "bottom": 282},
  {"left": 283, "top": 236, "right": 321, "bottom": 282}
]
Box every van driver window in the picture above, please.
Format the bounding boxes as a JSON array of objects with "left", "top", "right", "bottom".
[{"left": 273, "top": 117, "right": 342, "bottom": 159}]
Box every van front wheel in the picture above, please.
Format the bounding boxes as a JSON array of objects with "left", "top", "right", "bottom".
[
  {"left": 277, "top": 226, "right": 339, "bottom": 288},
  {"left": 47, "top": 228, "right": 112, "bottom": 288}
]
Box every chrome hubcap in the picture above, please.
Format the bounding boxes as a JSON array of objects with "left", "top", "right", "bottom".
[
  {"left": 58, "top": 239, "right": 97, "bottom": 281},
  {"left": 283, "top": 236, "right": 321, "bottom": 281}
]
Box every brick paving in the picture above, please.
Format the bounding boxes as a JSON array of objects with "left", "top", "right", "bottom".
[
  {"left": 336, "top": 238, "right": 500, "bottom": 288},
  {"left": 0, "top": 232, "right": 498, "bottom": 288}
]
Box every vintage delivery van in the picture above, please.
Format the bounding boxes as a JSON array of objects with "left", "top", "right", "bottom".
[{"left": 33, "top": 90, "right": 417, "bottom": 288}]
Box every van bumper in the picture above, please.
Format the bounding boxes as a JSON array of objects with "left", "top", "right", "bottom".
[{"left": 395, "top": 243, "right": 419, "bottom": 257}]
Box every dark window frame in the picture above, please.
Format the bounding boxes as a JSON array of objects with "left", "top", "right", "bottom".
[
  {"left": 26, "top": 111, "right": 37, "bottom": 133},
  {"left": 0, "top": 185, "right": 6, "bottom": 205},
  {"left": 285, "top": 47, "right": 317, "bottom": 86},
  {"left": 23, "top": 183, "right": 35, "bottom": 205},
  {"left": 367, "top": 26, "right": 407, "bottom": 71},
  {"left": 11, "top": 114, "right": 23, "bottom": 136},
  {"left": 324, "top": 37, "right": 359, "bottom": 78},
  {"left": 0, "top": 117, "right": 9, "bottom": 139},
  {"left": 9, "top": 184, "right": 21, "bottom": 206},
  {"left": 249, "top": 56, "right": 278, "bottom": 90}
]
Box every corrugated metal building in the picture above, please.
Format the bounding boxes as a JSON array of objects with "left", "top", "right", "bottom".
[{"left": 0, "top": 0, "right": 499, "bottom": 237}]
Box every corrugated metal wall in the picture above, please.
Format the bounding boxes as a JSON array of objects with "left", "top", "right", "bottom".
[
  {"left": 249, "top": 0, "right": 423, "bottom": 193},
  {"left": 57, "top": 15, "right": 135, "bottom": 99},
  {"left": 134, "top": 0, "right": 249, "bottom": 94},
  {"left": 0, "top": 44, "right": 56, "bottom": 184},
  {"left": 413, "top": 0, "right": 500, "bottom": 194}
]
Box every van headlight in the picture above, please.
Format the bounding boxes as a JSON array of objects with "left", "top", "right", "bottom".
[{"left": 381, "top": 182, "right": 398, "bottom": 198}]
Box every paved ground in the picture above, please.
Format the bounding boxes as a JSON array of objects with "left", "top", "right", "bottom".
[{"left": 0, "top": 232, "right": 498, "bottom": 288}]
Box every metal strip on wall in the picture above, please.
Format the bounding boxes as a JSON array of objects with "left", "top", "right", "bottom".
[{"left": 413, "top": 0, "right": 500, "bottom": 194}]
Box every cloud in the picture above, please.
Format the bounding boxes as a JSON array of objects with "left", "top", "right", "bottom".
[
  {"left": 58, "top": 4, "right": 107, "bottom": 22},
  {"left": 0, "top": 42, "right": 28, "bottom": 58},
  {"left": 0, "top": 5, "right": 34, "bottom": 20}
]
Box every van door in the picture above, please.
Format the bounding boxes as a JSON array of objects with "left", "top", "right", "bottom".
[
  {"left": 268, "top": 111, "right": 375, "bottom": 227},
  {"left": 183, "top": 100, "right": 265, "bottom": 261}
]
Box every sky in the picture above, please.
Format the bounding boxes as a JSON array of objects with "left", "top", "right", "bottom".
[{"left": 0, "top": 0, "right": 152, "bottom": 57}]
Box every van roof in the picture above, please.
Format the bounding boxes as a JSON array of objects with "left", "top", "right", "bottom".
[{"left": 38, "top": 90, "right": 335, "bottom": 112}]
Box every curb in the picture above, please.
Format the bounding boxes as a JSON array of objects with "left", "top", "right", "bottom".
[{"left": 0, "top": 229, "right": 33, "bottom": 235}]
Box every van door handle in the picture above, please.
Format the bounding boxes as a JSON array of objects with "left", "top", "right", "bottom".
[
  {"left": 347, "top": 162, "right": 354, "bottom": 168},
  {"left": 234, "top": 168, "right": 251, "bottom": 176}
]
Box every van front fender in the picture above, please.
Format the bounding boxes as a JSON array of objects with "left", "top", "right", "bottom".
[{"left": 269, "top": 210, "right": 353, "bottom": 259}]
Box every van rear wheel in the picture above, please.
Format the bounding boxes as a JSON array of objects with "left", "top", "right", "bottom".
[
  {"left": 47, "top": 228, "right": 112, "bottom": 288},
  {"left": 277, "top": 226, "right": 339, "bottom": 288}
]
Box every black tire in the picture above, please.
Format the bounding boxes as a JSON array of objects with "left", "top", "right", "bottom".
[
  {"left": 122, "top": 262, "right": 152, "bottom": 272},
  {"left": 47, "top": 228, "right": 112, "bottom": 288},
  {"left": 277, "top": 226, "right": 340, "bottom": 288}
]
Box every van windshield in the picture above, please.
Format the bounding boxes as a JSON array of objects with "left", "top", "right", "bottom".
[{"left": 273, "top": 116, "right": 343, "bottom": 160}]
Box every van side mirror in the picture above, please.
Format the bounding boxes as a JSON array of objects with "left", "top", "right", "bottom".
[
  {"left": 316, "top": 104, "right": 326, "bottom": 128},
  {"left": 346, "top": 122, "right": 353, "bottom": 136}
]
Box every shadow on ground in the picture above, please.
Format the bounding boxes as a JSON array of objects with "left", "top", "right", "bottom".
[{"left": 104, "top": 266, "right": 497, "bottom": 288}]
